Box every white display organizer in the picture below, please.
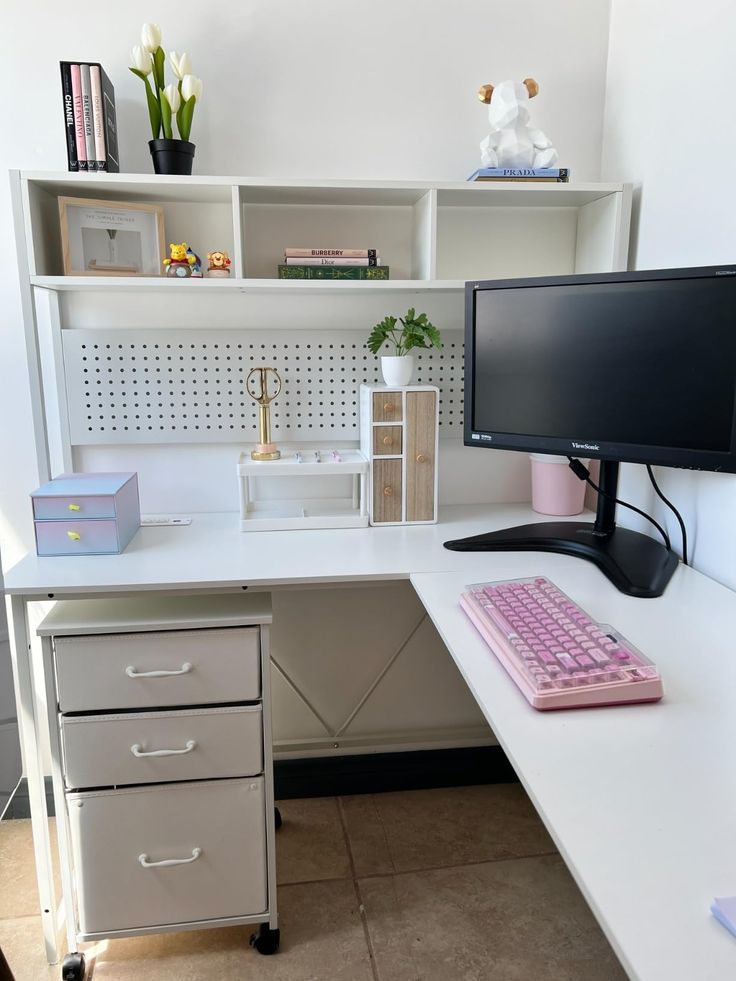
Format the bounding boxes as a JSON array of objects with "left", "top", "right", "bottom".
[{"left": 237, "top": 449, "right": 369, "bottom": 530}]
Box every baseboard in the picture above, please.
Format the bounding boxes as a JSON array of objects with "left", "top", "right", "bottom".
[
  {"left": 4, "top": 746, "right": 517, "bottom": 819},
  {"left": 273, "top": 745, "right": 518, "bottom": 799}
]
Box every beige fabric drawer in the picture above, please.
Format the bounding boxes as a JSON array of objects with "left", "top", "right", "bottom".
[
  {"left": 54, "top": 626, "right": 261, "bottom": 712},
  {"left": 66, "top": 777, "right": 267, "bottom": 937},
  {"left": 61, "top": 705, "right": 263, "bottom": 789}
]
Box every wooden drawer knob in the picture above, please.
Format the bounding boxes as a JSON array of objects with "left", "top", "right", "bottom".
[
  {"left": 416, "top": 454, "right": 428, "bottom": 464},
  {"left": 383, "top": 436, "right": 392, "bottom": 446},
  {"left": 383, "top": 486, "right": 394, "bottom": 497}
]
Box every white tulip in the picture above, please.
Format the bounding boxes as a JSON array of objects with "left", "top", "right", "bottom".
[
  {"left": 163, "top": 83, "right": 181, "bottom": 114},
  {"left": 169, "top": 51, "right": 192, "bottom": 80},
  {"left": 130, "top": 45, "right": 153, "bottom": 75},
  {"left": 181, "top": 74, "right": 203, "bottom": 103},
  {"left": 140, "top": 23, "right": 162, "bottom": 53}
]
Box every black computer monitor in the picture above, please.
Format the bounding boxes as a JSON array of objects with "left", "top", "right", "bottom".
[{"left": 444, "top": 266, "right": 736, "bottom": 597}]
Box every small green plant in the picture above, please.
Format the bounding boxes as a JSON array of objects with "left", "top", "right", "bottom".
[{"left": 367, "top": 308, "right": 442, "bottom": 357}]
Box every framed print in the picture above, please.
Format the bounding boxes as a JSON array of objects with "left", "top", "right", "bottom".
[{"left": 58, "top": 196, "right": 165, "bottom": 276}]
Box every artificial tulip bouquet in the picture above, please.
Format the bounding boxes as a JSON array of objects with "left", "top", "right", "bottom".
[{"left": 130, "top": 23, "right": 203, "bottom": 174}]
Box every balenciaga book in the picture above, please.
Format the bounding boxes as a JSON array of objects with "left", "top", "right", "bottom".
[
  {"left": 467, "top": 167, "right": 569, "bottom": 182},
  {"left": 278, "top": 265, "right": 389, "bottom": 280},
  {"left": 284, "top": 248, "right": 377, "bottom": 258}
]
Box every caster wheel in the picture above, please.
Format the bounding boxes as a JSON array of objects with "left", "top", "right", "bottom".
[
  {"left": 250, "top": 923, "right": 280, "bottom": 955},
  {"left": 61, "top": 951, "right": 86, "bottom": 980},
  {"left": 274, "top": 806, "right": 282, "bottom": 830}
]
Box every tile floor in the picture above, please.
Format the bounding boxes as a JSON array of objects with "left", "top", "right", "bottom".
[{"left": 0, "top": 785, "right": 627, "bottom": 980}]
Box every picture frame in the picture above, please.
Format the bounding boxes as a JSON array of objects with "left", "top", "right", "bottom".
[{"left": 58, "top": 196, "right": 165, "bottom": 276}]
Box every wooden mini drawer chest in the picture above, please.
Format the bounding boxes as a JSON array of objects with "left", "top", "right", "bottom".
[{"left": 360, "top": 385, "right": 439, "bottom": 525}]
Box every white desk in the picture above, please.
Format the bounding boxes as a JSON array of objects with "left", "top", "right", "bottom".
[{"left": 5, "top": 504, "right": 736, "bottom": 979}]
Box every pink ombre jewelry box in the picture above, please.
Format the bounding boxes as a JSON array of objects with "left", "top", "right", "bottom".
[{"left": 31, "top": 473, "right": 140, "bottom": 556}]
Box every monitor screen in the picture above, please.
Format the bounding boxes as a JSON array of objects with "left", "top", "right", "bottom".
[{"left": 466, "top": 267, "right": 736, "bottom": 472}]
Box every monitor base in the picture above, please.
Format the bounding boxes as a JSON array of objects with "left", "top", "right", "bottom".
[{"left": 443, "top": 521, "right": 679, "bottom": 598}]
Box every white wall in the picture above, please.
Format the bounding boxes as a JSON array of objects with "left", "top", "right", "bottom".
[
  {"left": 601, "top": 0, "right": 736, "bottom": 588},
  {"left": 0, "top": 0, "right": 613, "bottom": 569}
]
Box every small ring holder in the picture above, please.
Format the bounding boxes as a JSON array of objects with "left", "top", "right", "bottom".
[{"left": 247, "top": 367, "right": 282, "bottom": 460}]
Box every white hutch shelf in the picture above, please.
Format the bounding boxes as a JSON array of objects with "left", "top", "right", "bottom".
[{"left": 10, "top": 169, "right": 634, "bottom": 762}]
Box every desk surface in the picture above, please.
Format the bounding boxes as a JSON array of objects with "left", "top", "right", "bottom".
[
  {"left": 3, "top": 504, "right": 584, "bottom": 595},
  {"left": 6, "top": 504, "right": 736, "bottom": 980}
]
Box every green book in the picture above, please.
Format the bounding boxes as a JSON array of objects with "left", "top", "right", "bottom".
[{"left": 278, "top": 264, "right": 390, "bottom": 281}]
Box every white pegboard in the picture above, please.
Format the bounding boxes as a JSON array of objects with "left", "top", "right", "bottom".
[{"left": 62, "top": 329, "right": 464, "bottom": 444}]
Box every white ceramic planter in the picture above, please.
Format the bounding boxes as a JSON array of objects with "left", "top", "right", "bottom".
[{"left": 381, "top": 355, "right": 413, "bottom": 386}]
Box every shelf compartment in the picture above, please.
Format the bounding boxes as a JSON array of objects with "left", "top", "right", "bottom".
[
  {"left": 436, "top": 206, "right": 579, "bottom": 281},
  {"left": 240, "top": 191, "right": 434, "bottom": 281},
  {"left": 25, "top": 181, "right": 234, "bottom": 278},
  {"left": 435, "top": 187, "right": 628, "bottom": 280}
]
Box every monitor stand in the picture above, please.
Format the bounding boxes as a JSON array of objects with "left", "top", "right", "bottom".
[{"left": 444, "top": 460, "right": 679, "bottom": 598}]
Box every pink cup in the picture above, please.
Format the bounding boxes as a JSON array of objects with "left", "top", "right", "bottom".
[{"left": 530, "top": 454, "right": 587, "bottom": 516}]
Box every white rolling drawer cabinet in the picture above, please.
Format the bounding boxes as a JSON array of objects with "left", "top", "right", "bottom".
[{"left": 36, "top": 593, "right": 280, "bottom": 979}]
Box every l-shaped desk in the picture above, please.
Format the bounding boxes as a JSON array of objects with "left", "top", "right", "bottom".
[{"left": 5, "top": 504, "right": 736, "bottom": 980}]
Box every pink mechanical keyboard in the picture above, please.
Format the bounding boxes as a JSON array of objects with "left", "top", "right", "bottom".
[{"left": 460, "top": 577, "right": 663, "bottom": 710}]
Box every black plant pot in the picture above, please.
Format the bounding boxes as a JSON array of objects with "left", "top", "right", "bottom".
[{"left": 149, "top": 139, "right": 196, "bottom": 175}]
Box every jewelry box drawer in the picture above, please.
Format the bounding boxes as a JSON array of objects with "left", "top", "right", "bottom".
[
  {"left": 54, "top": 626, "right": 261, "bottom": 712},
  {"left": 34, "top": 519, "right": 122, "bottom": 556},
  {"left": 66, "top": 778, "right": 267, "bottom": 937},
  {"left": 372, "top": 391, "right": 403, "bottom": 422},
  {"left": 373, "top": 426, "right": 403, "bottom": 456},
  {"left": 372, "top": 459, "right": 403, "bottom": 523},
  {"left": 61, "top": 705, "right": 263, "bottom": 789},
  {"left": 33, "top": 494, "right": 117, "bottom": 520}
]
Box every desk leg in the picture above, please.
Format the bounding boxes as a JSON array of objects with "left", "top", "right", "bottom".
[
  {"left": 7, "top": 596, "right": 58, "bottom": 965},
  {"left": 260, "top": 625, "right": 279, "bottom": 934}
]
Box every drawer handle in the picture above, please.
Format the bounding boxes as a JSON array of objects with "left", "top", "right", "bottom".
[
  {"left": 139, "top": 847, "right": 202, "bottom": 869},
  {"left": 382, "top": 436, "right": 392, "bottom": 446},
  {"left": 383, "top": 403, "right": 393, "bottom": 412},
  {"left": 416, "top": 454, "right": 428, "bottom": 463},
  {"left": 383, "top": 486, "right": 394, "bottom": 497},
  {"left": 125, "top": 662, "right": 192, "bottom": 679},
  {"left": 131, "top": 740, "right": 197, "bottom": 758},
  {"left": 66, "top": 531, "right": 81, "bottom": 541},
  {"left": 68, "top": 503, "right": 81, "bottom": 511}
]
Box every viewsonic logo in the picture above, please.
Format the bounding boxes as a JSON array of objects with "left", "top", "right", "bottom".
[{"left": 572, "top": 441, "right": 600, "bottom": 451}]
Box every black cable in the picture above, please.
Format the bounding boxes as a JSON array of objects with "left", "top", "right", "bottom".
[
  {"left": 566, "top": 457, "right": 671, "bottom": 550},
  {"left": 646, "top": 464, "right": 688, "bottom": 565}
]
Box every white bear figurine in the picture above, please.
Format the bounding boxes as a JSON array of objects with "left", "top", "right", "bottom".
[{"left": 478, "top": 78, "right": 558, "bottom": 169}]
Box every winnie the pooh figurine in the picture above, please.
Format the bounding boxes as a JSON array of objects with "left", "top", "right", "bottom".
[
  {"left": 207, "top": 250, "right": 232, "bottom": 277},
  {"left": 164, "top": 242, "right": 194, "bottom": 278},
  {"left": 163, "top": 242, "right": 202, "bottom": 278}
]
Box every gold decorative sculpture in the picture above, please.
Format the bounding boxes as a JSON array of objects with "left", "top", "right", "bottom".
[{"left": 246, "top": 366, "right": 282, "bottom": 460}]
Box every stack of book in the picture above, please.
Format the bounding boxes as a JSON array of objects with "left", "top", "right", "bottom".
[
  {"left": 60, "top": 61, "right": 119, "bottom": 172},
  {"left": 278, "top": 248, "right": 389, "bottom": 280},
  {"left": 467, "top": 167, "right": 569, "bottom": 182}
]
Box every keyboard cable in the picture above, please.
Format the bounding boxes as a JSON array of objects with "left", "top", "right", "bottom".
[{"left": 566, "top": 457, "right": 672, "bottom": 551}]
